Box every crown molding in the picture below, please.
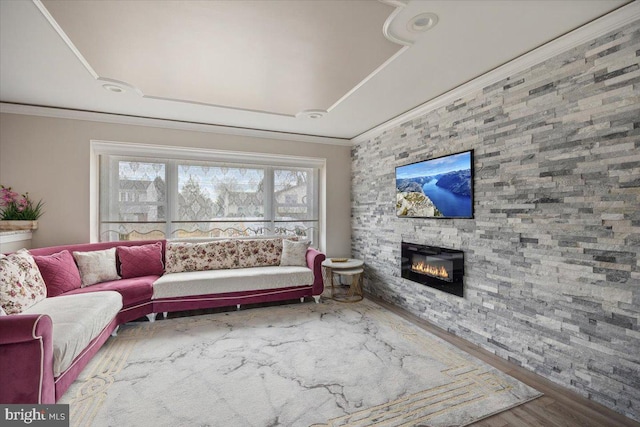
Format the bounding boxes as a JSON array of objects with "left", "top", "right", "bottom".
[
  {"left": 351, "top": 1, "right": 640, "bottom": 144},
  {"left": 0, "top": 103, "right": 352, "bottom": 146},
  {"left": 380, "top": 0, "right": 412, "bottom": 46},
  {"left": 91, "top": 140, "right": 327, "bottom": 168}
]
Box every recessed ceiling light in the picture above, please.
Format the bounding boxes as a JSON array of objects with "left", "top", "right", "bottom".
[
  {"left": 296, "top": 110, "right": 326, "bottom": 120},
  {"left": 407, "top": 13, "right": 438, "bottom": 33},
  {"left": 102, "top": 83, "right": 125, "bottom": 93}
]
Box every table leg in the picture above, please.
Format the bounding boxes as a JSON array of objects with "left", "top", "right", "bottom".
[
  {"left": 349, "top": 272, "right": 363, "bottom": 301},
  {"left": 322, "top": 266, "right": 334, "bottom": 299}
]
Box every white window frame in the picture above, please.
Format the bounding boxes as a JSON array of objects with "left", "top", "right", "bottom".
[{"left": 90, "top": 140, "right": 326, "bottom": 249}]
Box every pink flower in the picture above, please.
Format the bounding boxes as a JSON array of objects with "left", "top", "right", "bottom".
[
  {"left": 1, "top": 187, "right": 19, "bottom": 206},
  {"left": 0, "top": 185, "right": 44, "bottom": 220}
]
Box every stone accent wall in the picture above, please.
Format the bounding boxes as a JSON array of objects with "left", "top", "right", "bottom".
[{"left": 351, "top": 21, "right": 640, "bottom": 421}]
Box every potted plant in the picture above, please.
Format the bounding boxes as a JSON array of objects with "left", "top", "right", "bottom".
[{"left": 0, "top": 185, "right": 45, "bottom": 231}]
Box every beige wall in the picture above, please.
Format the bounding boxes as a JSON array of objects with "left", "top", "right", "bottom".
[{"left": 0, "top": 113, "right": 352, "bottom": 256}]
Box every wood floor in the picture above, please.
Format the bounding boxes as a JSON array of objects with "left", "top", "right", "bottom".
[{"left": 368, "top": 295, "right": 639, "bottom": 427}]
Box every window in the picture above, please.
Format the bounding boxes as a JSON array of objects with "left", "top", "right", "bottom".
[{"left": 97, "top": 143, "right": 322, "bottom": 245}]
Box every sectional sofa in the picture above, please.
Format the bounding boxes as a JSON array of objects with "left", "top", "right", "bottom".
[{"left": 0, "top": 237, "right": 325, "bottom": 404}]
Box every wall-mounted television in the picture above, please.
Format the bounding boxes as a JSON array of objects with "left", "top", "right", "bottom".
[{"left": 396, "top": 150, "right": 473, "bottom": 218}]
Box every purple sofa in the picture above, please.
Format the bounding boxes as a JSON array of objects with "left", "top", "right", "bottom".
[{"left": 0, "top": 239, "right": 325, "bottom": 404}]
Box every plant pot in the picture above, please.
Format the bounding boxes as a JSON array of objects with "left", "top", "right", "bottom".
[{"left": 0, "top": 220, "right": 38, "bottom": 231}]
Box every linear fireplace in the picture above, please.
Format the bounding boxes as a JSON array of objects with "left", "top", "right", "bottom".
[{"left": 401, "top": 242, "right": 464, "bottom": 297}]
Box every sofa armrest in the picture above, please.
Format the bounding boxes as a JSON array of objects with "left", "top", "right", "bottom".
[
  {"left": 306, "top": 248, "right": 326, "bottom": 296},
  {"left": 0, "top": 313, "right": 51, "bottom": 345},
  {"left": 0, "top": 314, "right": 56, "bottom": 403}
]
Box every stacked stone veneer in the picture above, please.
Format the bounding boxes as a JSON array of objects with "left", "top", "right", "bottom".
[{"left": 351, "top": 20, "right": 640, "bottom": 421}]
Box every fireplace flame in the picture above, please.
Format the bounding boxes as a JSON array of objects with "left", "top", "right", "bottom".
[{"left": 411, "top": 260, "right": 449, "bottom": 279}]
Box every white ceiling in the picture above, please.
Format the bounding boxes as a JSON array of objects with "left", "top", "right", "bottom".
[{"left": 0, "top": 0, "right": 632, "bottom": 141}]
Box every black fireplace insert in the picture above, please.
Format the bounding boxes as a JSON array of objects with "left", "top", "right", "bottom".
[{"left": 401, "top": 242, "right": 464, "bottom": 297}]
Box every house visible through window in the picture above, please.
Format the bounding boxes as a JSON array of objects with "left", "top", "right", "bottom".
[{"left": 99, "top": 150, "right": 321, "bottom": 245}]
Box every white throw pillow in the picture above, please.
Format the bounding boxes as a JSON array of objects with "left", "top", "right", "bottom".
[
  {"left": 0, "top": 249, "right": 47, "bottom": 314},
  {"left": 73, "top": 248, "right": 120, "bottom": 287},
  {"left": 280, "top": 239, "right": 310, "bottom": 267}
]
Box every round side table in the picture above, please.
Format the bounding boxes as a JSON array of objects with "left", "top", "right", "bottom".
[{"left": 321, "top": 258, "right": 364, "bottom": 303}]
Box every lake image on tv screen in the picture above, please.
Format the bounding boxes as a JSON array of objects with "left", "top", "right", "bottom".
[{"left": 396, "top": 151, "right": 472, "bottom": 218}]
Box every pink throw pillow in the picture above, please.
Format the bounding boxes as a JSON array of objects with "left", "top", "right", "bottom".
[
  {"left": 32, "top": 250, "right": 82, "bottom": 297},
  {"left": 117, "top": 242, "right": 164, "bottom": 279}
]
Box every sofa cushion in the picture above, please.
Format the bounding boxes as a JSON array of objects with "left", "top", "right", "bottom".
[
  {"left": 28, "top": 240, "right": 165, "bottom": 258},
  {"left": 0, "top": 250, "right": 47, "bottom": 314},
  {"left": 236, "top": 238, "right": 284, "bottom": 268},
  {"left": 117, "top": 242, "right": 164, "bottom": 278},
  {"left": 165, "top": 240, "right": 239, "bottom": 273},
  {"left": 280, "top": 240, "right": 311, "bottom": 267},
  {"left": 62, "top": 276, "right": 157, "bottom": 308},
  {"left": 73, "top": 248, "right": 120, "bottom": 287},
  {"left": 152, "top": 266, "right": 314, "bottom": 299},
  {"left": 22, "top": 291, "right": 122, "bottom": 377},
  {"left": 32, "top": 250, "right": 82, "bottom": 297}
]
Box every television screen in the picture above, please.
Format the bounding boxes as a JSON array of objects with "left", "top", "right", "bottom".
[{"left": 396, "top": 150, "right": 473, "bottom": 218}]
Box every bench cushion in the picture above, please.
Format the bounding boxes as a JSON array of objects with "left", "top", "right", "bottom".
[
  {"left": 236, "top": 238, "right": 282, "bottom": 268},
  {"left": 22, "top": 291, "right": 122, "bottom": 377},
  {"left": 165, "top": 240, "right": 239, "bottom": 273},
  {"left": 153, "top": 266, "right": 314, "bottom": 299}
]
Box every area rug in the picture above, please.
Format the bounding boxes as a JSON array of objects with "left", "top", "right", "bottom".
[{"left": 60, "top": 298, "right": 541, "bottom": 426}]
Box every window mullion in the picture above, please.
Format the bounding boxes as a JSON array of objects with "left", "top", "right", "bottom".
[
  {"left": 312, "top": 168, "right": 319, "bottom": 244},
  {"left": 107, "top": 156, "right": 120, "bottom": 241},
  {"left": 264, "top": 166, "right": 274, "bottom": 236},
  {"left": 166, "top": 160, "right": 178, "bottom": 239}
]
